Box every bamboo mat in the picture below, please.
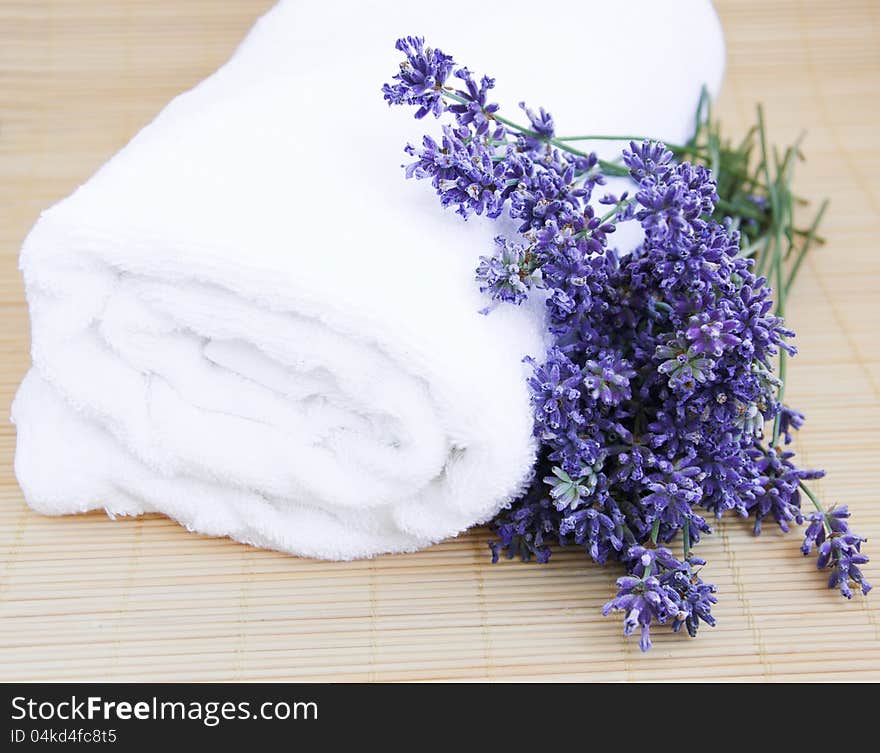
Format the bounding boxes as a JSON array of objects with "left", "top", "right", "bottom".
[{"left": 0, "top": 0, "right": 878, "bottom": 682}]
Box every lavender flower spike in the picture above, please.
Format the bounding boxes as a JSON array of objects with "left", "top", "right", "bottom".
[
  {"left": 802, "top": 506, "right": 871, "bottom": 598},
  {"left": 476, "top": 236, "right": 539, "bottom": 306},
  {"left": 382, "top": 37, "right": 453, "bottom": 118},
  {"left": 603, "top": 575, "right": 681, "bottom": 652}
]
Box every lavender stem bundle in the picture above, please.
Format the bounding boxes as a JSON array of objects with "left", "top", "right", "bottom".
[{"left": 383, "top": 37, "right": 870, "bottom": 651}]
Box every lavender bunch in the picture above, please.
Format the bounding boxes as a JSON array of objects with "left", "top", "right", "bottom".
[{"left": 383, "top": 37, "right": 870, "bottom": 651}]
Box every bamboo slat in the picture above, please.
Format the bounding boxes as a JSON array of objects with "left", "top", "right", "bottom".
[{"left": 0, "top": 0, "right": 878, "bottom": 681}]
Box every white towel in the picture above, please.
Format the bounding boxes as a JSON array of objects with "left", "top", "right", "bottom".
[{"left": 10, "top": 0, "right": 725, "bottom": 560}]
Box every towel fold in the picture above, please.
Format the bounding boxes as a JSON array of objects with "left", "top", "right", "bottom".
[{"left": 11, "top": 0, "right": 725, "bottom": 559}]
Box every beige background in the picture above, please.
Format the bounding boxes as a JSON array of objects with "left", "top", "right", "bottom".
[{"left": 1, "top": 0, "right": 878, "bottom": 681}]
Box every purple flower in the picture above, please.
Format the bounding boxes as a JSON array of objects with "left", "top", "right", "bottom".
[
  {"left": 802, "top": 506, "right": 871, "bottom": 598},
  {"left": 669, "top": 567, "right": 718, "bottom": 638},
  {"left": 603, "top": 575, "right": 681, "bottom": 652},
  {"left": 820, "top": 535, "right": 872, "bottom": 598},
  {"left": 644, "top": 465, "right": 709, "bottom": 532},
  {"left": 403, "top": 130, "right": 458, "bottom": 180},
  {"left": 489, "top": 470, "right": 561, "bottom": 564},
  {"left": 382, "top": 37, "right": 454, "bottom": 118},
  {"left": 685, "top": 311, "right": 742, "bottom": 357},
  {"left": 543, "top": 466, "right": 598, "bottom": 510},
  {"left": 404, "top": 126, "right": 510, "bottom": 218},
  {"left": 559, "top": 505, "right": 622, "bottom": 563},
  {"left": 623, "top": 546, "right": 687, "bottom": 577},
  {"left": 655, "top": 339, "right": 716, "bottom": 392},
  {"left": 582, "top": 355, "right": 635, "bottom": 405},
  {"left": 742, "top": 447, "right": 821, "bottom": 535},
  {"left": 526, "top": 349, "right": 583, "bottom": 438},
  {"left": 447, "top": 69, "right": 503, "bottom": 138},
  {"left": 623, "top": 145, "right": 718, "bottom": 242},
  {"left": 622, "top": 140, "right": 674, "bottom": 181},
  {"left": 475, "top": 236, "right": 538, "bottom": 306},
  {"left": 778, "top": 405, "right": 805, "bottom": 445},
  {"left": 518, "top": 102, "right": 555, "bottom": 152}
]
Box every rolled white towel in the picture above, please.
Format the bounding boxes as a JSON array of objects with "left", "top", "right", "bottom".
[{"left": 10, "top": 0, "right": 725, "bottom": 560}]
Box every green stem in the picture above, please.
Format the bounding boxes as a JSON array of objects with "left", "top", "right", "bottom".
[
  {"left": 575, "top": 198, "right": 637, "bottom": 240},
  {"left": 772, "top": 347, "right": 787, "bottom": 447},
  {"left": 798, "top": 481, "right": 833, "bottom": 533},
  {"left": 683, "top": 521, "right": 691, "bottom": 560},
  {"left": 785, "top": 199, "right": 829, "bottom": 294},
  {"left": 546, "top": 132, "right": 695, "bottom": 160},
  {"left": 555, "top": 134, "right": 654, "bottom": 142},
  {"left": 756, "top": 105, "right": 791, "bottom": 448},
  {"left": 440, "top": 90, "right": 629, "bottom": 176},
  {"left": 642, "top": 519, "right": 661, "bottom": 579}
]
